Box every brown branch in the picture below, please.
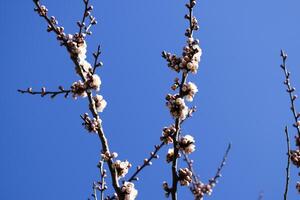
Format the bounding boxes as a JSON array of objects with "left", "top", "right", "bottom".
[
  {"left": 170, "top": 0, "right": 197, "bottom": 198},
  {"left": 127, "top": 142, "right": 164, "bottom": 182},
  {"left": 182, "top": 143, "right": 231, "bottom": 200},
  {"left": 33, "top": 0, "right": 67, "bottom": 44},
  {"left": 209, "top": 143, "right": 231, "bottom": 186},
  {"left": 18, "top": 86, "right": 71, "bottom": 98},
  {"left": 76, "top": 58, "right": 122, "bottom": 197},
  {"left": 171, "top": 72, "right": 188, "bottom": 200},
  {"left": 32, "top": 0, "right": 122, "bottom": 197},
  {"left": 284, "top": 126, "right": 291, "bottom": 200},
  {"left": 98, "top": 160, "right": 107, "bottom": 200},
  {"left": 280, "top": 50, "right": 300, "bottom": 137},
  {"left": 77, "top": 0, "right": 97, "bottom": 36},
  {"left": 78, "top": 0, "right": 89, "bottom": 36},
  {"left": 182, "top": 151, "right": 202, "bottom": 185},
  {"left": 92, "top": 45, "right": 103, "bottom": 74}
]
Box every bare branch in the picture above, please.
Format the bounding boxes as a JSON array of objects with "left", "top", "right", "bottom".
[
  {"left": 183, "top": 143, "right": 231, "bottom": 200},
  {"left": 209, "top": 143, "right": 231, "bottom": 186},
  {"left": 33, "top": 0, "right": 67, "bottom": 44},
  {"left": 284, "top": 126, "right": 291, "bottom": 200},
  {"left": 280, "top": 50, "right": 300, "bottom": 137},
  {"left": 77, "top": 0, "right": 97, "bottom": 36},
  {"left": 18, "top": 86, "right": 71, "bottom": 98},
  {"left": 128, "top": 142, "right": 164, "bottom": 182},
  {"left": 92, "top": 45, "right": 103, "bottom": 74}
]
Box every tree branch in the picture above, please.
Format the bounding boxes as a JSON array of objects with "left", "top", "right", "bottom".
[
  {"left": 92, "top": 45, "right": 103, "bottom": 74},
  {"left": 18, "top": 86, "right": 71, "bottom": 98},
  {"left": 32, "top": 0, "right": 122, "bottom": 197},
  {"left": 284, "top": 126, "right": 291, "bottom": 200},
  {"left": 127, "top": 142, "right": 164, "bottom": 182},
  {"left": 280, "top": 50, "right": 300, "bottom": 137}
]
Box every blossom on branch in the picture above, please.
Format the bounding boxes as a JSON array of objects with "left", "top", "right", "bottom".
[
  {"left": 182, "top": 82, "right": 198, "bottom": 102},
  {"left": 178, "top": 168, "right": 193, "bottom": 186},
  {"left": 179, "top": 135, "right": 196, "bottom": 154},
  {"left": 71, "top": 80, "right": 87, "bottom": 99},
  {"left": 160, "top": 125, "right": 176, "bottom": 144},
  {"left": 113, "top": 160, "right": 132, "bottom": 178},
  {"left": 93, "top": 94, "right": 107, "bottom": 113},
  {"left": 166, "top": 94, "right": 189, "bottom": 120},
  {"left": 121, "top": 182, "right": 138, "bottom": 200}
]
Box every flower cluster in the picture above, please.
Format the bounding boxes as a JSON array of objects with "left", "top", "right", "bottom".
[
  {"left": 101, "top": 151, "right": 118, "bottom": 161},
  {"left": 112, "top": 160, "right": 132, "bottom": 178},
  {"left": 182, "top": 82, "right": 198, "bottom": 102},
  {"left": 166, "top": 95, "right": 189, "bottom": 120},
  {"left": 71, "top": 80, "right": 87, "bottom": 99},
  {"left": 290, "top": 149, "right": 300, "bottom": 167},
  {"left": 86, "top": 73, "right": 101, "bottom": 91},
  {"left": 36, "top": 5, "right": 48, "bottom": 16},
  {"left": 120, "top": 182, "right": 138, "bottom": 200},
  {"left": 160, "top": 125, "right": 176, "bottom": 144},
  {"left": 162, "top": 38, "right": 202, "bottom": 74},
  {"left": 179, "top": 135, "right": 196, "bottom": 154},
  {"left": 71, "top": 74, "right": 102, "bottom": 100},
  {"left": 81, "top": 113, "right": 100, "bottom": 133},
  {"left": 92, "top": 94, "right": 107, "bottom": 113},
  {"left": 178, "top": 168, "right": 193, "bottom": 186},
  {"left": 192, "top": 183, "right": 213, "bottom": 200}
]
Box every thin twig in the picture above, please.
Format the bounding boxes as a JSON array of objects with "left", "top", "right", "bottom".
[
  {"left": 92, "top": 182, "right": 98, "bottom": 200},
  {"left": 128, "top": 142, "right": 164, "bottom": 182},
  {"left": 92, "top": 45, "right": 102, "bottom": 74},
  {"left": 210, "top": 143, "right": 231, "bottom": 185},
  {"left": 280, "top": 50, "right": 300, "bottom": 137},
  {"left": 182, "top": 151, "right": 201, "bottom": 185},
  {"left": 18, "top": 87, "right": 71, "bottom": 98},
  {"left": 33, "top": 0, "right": 67, "bottom": 44},
  {"left": 78, "top": 0, "right": 89, "bottom": 36},
  {"left": 284, "top": 126, "right": 290, "bottom": 200},
  {"left": 98, "top": 160, "right": 107, "bottom": 200}
]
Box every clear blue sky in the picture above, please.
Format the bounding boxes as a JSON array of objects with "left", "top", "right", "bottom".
[{"left": 1, "top": 0, "right": 300, "bottom": 199}]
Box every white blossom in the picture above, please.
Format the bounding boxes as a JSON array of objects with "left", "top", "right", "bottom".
[
  {"left": 178, "top": 168, "right": 193, "bottom": 186},
  {"left": 79, "top": 59, "right": 92, "bottom": 73},
  {"left": 112, "top": 160, "right": 131, "bottom": 178},
  {"left": 87, "top": 74, "right": 101, "bottom": 91},
  {"left": 166, "top": 96, "right": 189, "bottom": 120},
  {"left": 71, "top": 80, "right": 87, "bottom": 99},
  {"left": 93, "top": 94, "right": 107, "bottom": 112},
  {"left": 166, "top": 148, "right": 174, "bottom": 163},
  {"left": 179, "top": 134, "right": 195, "bottom": 154},
  {"left": 182, "top": 82, "right": 198, "bottom": 102},
  {"left": 121, "top": 182, "right": 138, "bottom": 200}
]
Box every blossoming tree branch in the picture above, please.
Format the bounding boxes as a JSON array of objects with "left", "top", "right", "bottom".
[{"left": 18, "top": 0, "right": 230, "bottom": 199}]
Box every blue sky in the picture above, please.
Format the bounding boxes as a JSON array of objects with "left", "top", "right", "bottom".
[{"left": 1, "top": 0, "right": 300, "bottom": 199}]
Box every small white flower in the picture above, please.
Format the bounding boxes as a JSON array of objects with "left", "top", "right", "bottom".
[
  {"left": 93, "top": 94, "right": 107, "bottom": 112},
  {"left": 166, "top": 148, "right": 174, "bottom": 163},
  {"left": 113, "top": 160, "right": 131, "bottom": 178},
  {"left": 71, "top": 80, "right": 87, "bottom": 99},
  {"left": 121, "top": 182, "right": 138, "bottom": 200},
  {"left": 185, "top": 82, "right": 198, "bottom": 102},
  {"left": 87, "top": 74, "right": 101, "bottom": 91},
  {"left": 79, "top": 59, "right": 92, "bottom": 73},
  {"left": 179, "top": 135, "right": 195, "bottom": 154}
]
